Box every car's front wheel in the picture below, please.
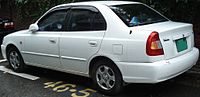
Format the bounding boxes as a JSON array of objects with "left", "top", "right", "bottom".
[
  {"left": 92, "top": 60, "right": 123, "bottom": 95},
  {"left": 7, "top": 47, "right": 26, "bottom": 72}
]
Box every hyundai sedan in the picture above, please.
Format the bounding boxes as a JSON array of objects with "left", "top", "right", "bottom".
[{"left": 1, "top": 1, "right": 199, "bottom": 95}]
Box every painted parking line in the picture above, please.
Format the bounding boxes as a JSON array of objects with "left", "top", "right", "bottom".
[
  {"left": 0, "top": 59, "right": 7, "bottom": 63},
  {"left": 0, "top": 66, "right": 39, "bottom": 80}
]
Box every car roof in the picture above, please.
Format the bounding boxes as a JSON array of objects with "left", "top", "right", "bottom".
[
  {"left": 74, "top": 1, "right": 140, "bottom": 6},
  {"left": 56, "top": 1, "right": 140, "bottom": 8}
]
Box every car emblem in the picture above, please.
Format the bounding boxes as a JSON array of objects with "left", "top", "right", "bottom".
[{"left": 163, "top": 39, "right": 170, "bottom": 42}]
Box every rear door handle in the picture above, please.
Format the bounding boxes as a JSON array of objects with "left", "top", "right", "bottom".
[
  {"left": 89, "top": 41, "right": 97, "bottom": 47},
  {"left": 49, "top": 39, "right": 56, "bottom": 43}
]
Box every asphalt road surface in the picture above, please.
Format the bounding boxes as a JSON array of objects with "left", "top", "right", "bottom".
[{"left": 0, "top": 53, "right": 200, "bottom": 97}]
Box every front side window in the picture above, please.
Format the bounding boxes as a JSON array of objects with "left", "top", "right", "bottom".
[
  {"left": 110, "top": 4, "right": 168, "bottom": 27},
  {"left": 38, "top": 10, "right": 68, "bottom": 31}
]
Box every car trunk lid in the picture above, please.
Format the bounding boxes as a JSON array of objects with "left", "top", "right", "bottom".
[{"left": 134, "top": 21, "right": 194, "bottom": 60}]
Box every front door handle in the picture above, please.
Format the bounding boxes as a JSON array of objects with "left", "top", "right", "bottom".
[{"left": 89, "top": 41, "right": 97, "bottom": 47}]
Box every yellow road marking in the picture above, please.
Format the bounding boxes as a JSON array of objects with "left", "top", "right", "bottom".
[
  {"left": 69, "top": 89, "right": 77, "bottom": 92},
  {"left": 44, "top": 81, "right": 96, "bottom": 97}
]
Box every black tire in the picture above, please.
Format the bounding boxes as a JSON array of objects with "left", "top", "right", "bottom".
[
  {"left": 7, "top": 47, "right": 26, "bottom": 72},
  {"left": 91, "top": 59, "right": 123, "bottom": 95}
]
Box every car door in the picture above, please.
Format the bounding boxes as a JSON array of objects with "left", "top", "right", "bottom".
[
  {"left": 22, "top": 9, "right": 68, "bottom": 69},
  {"left": 60, "top": 6, "right": 106, "bottom": 73}
]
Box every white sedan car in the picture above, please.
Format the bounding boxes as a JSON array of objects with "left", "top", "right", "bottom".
[{"left": 1, "top": 1, "right": 199, "bottom": 95}]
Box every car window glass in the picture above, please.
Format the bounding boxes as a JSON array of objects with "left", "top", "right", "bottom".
[
  {"left": 68, "top": 8, "right": 106, "bottom": 31},
  {"left": 110, "top": 4, "right": 168, "bottom": 27},
  {"left": 38, "top": 10, "right": 67, "bottom": 31},
  {"left": 68, "top": 9, "right": 94, "bottom": 31},
  {"left": 92, "top": 12, "right": 106, "bottom": 30}
]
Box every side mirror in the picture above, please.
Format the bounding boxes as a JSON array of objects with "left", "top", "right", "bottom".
[{"left": 29, "top": 24, "right": 39, "bottom": 32}]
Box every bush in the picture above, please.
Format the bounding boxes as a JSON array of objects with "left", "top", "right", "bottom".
[
  {"left": 15, "top": 0, "right": 71, "bottom": 20},
  {"left": 13, "top": 0, "right": 200, "bottom": 25}
]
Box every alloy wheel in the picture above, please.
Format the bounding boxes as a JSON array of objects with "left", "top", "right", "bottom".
[
  {"left": 9, "top": 51, "right": 20, "bottom": 69},
  {"left": 96, "top": 65, "right": 115, "bottom": 90}
]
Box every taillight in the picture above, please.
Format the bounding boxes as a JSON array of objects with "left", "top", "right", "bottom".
[
  {"left": 4, "top": 22, "right": 14, "bottom": 29},
  {"left": 146, "top": 31, "right": 164, "bottom": 56}
]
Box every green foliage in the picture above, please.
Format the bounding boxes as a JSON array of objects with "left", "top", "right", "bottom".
[
  {"left": 14, "top": 0, "right": 200, "bottom": 24},
  {"left": 138, "top": 0, "right": 200, "bottom": 23},
  {"left": 15, "top": 0, "right": 71, "bottom": 20}
]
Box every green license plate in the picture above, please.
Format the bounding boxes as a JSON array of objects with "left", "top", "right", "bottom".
[{"left": 175, "top": 37, "right": 188, "bottom": 52}]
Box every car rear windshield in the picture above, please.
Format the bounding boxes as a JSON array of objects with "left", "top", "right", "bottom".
[{"left": 110, "top": 4, "right": 168, "bottom": 27}]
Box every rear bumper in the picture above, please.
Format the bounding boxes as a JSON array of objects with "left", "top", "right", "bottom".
[{"left": 116, "top": 47, "right": 199, "bottom": 83}]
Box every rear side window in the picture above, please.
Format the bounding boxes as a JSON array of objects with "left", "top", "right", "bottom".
[
  {"left": 110, "top": 4, "right": 168, "bottom": 27},
  {"left": 92, "top": 12, "right": 106, "bottom": 30},
  {"left": 68, "top": 8, "right": 106, "bottom": 31}
]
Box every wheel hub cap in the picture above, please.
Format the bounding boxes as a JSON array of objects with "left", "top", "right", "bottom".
[
  {"left": 9, "top": 51, "right": 20, "bottom": 69},
  {"left": 96, "top": 65, "right": 115, "bottom": 90}
]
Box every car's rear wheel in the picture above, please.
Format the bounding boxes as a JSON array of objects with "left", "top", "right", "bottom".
[
  {"left": 7, "top": 47, "right": 26, "bottom": 72},
  {"left": 92, "top": 60, "right": 123, "bottom": 95}
]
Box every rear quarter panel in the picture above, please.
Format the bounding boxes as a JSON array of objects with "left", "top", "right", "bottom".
[{"left": 95, "top": 4, "right": 158, "bottom": 63}]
